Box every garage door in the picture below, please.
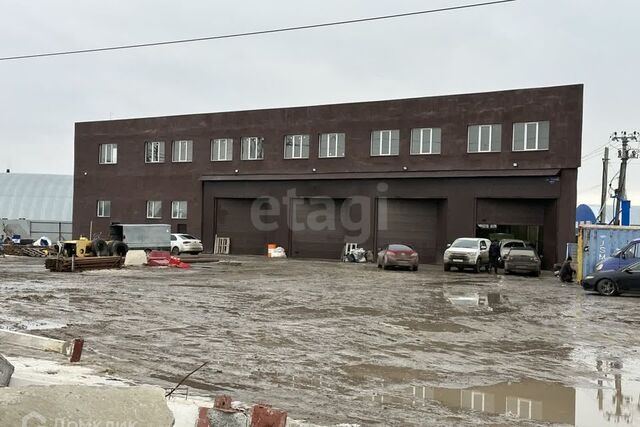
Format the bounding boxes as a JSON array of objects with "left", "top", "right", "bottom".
[
  {"left": 291, "top": 198, "right": 348, "bottom": 259},
  {"left": 377, "top": 199, "right": 439, "bottom": 263},
  {"left": 215, "top": 198, "right": 277, "bottom": 255}
]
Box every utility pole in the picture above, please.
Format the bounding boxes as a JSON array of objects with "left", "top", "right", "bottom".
[
  {"left": 599, "top": 147, "right": 609, "bottom": 223},
  {"left": 612, "top": 131, "right": 639, "bottom": 225}
]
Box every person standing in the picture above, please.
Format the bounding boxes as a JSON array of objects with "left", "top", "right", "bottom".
[{"left": 489, "top": 240, "right": 501, "bottom": 274}]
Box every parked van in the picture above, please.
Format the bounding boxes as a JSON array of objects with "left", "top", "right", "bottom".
[{"left": 594, "top": 238, "right": 640, "bottom": 273}]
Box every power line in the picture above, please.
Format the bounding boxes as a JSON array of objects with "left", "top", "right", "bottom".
[
  {"left": 581, "top": 142, "right": 618, "bottom": 161},
  {"left": 581, "top": 141, "right": 614, "bottom": 160},
  {"left": 0, "top": 0, "right": 517, "bottom": 62}
]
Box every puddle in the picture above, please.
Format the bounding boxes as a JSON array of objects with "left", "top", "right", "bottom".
[
  {"left": 446, "top": 291, "right": 504, "bottom": 308},
  {"left": 372, "top": 369, "right": 640, "bottom": 426}
]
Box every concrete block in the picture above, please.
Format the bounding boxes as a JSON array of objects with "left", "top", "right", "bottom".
[
  {"left": 208, "top": 408, "right": 249, "bottom": 427},
  {"left": 0, "top": 355, "right": 13, "bottom": 387},
  {"left": 0, "top": 385, "right": 174, "bottom": 427},
  {"left": 125, "top": 249, "right": 148, "bottom": 266},
  {"left": 0, "top": 330, "right": 83, "bottom": 362}
]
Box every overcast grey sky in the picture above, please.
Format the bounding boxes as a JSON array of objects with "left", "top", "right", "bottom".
[{"left": 0, "top": 0, "right": 638, "bottom": 206}]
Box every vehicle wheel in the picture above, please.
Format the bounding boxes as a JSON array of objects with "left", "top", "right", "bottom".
[
  {"left": 412, "top": 265, "right": 418, "bottom": 271},
  {"left": 596, "top": 278, "right": 618, "bottom": 296},
  {"left": 444, "top": 263, "right": 451, "bottom": 272},
  {"left": 473, "top": 260, "right": 481, "bottom": 273},
  {"left": 109, "top": 241, "right": 128, "bottom": 257},
  {"left": 377, "top": 262, "right": 382, "bottom": 269},
  {"left": 171, "top": 247, "right": 180, "bottom": 256},
  {"left": 532, "top": 270, "right": 540, "bottom": 277},
  {"left": 92, "top": 239, "right": 109, "bottom": 257}
]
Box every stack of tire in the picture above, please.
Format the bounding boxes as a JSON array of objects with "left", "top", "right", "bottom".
[{"left": 91, "top": 239, "right": 128, "bottom": 257}]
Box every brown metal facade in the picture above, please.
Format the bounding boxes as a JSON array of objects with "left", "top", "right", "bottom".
[{"left": 73, "top": 84, "right": 583, "bottom": 267}]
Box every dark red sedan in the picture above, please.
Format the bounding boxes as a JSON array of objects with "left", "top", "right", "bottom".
[{"left": 377, "top": 244, "right": 419, "bottom": 271}]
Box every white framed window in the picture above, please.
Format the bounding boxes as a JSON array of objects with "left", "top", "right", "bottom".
[
  {"left": 468, "top": 124, "right": 501, "bottom": 153},
  {"left": 146, "top": 200, "right": 162, "bottom": 219},
  {"left": 471, "top": 392, "right": 486, "bottom": 411},
  {"left": 410, "top": 128, "right": 442, "bottom": 155},
  {"left": 172, "top": 140, "right": 193, "bottom": 162},
  {"left": 211, "top": 138, "right": 233, "bottom": 161},
  {"left": 284, "top": 134, "right": 310, "bottom": 159},
  {"left": 513, "top": 121, "right": 549, "bottom": 151},
  {"left": 145, "top": 141, "right": 165, "bottom": 163},
  {"left": 241, "top": 137, "right": 264, "bottom": 160},
  {"left": 319, "top": 133, "right": 345, "bottom": 158},
  {"left": 99, "top": 144, "right": 117, "bottom": 164},
  {"left": 371, "top": 130, "right": 400, "bottom": 156},
  {"left": 506, "top": 397, "right": 534, "bottom": 419},
  {"left": 171, "top": 201, "right": 188, "bottom": 219},
  {"left": 96, "top": 200, "right": 111, "bottom": 217}
]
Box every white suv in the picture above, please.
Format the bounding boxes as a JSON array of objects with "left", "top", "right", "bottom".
[
  {"left": 443, "top": 238, "right": 491, "bottom": 273},
  {"left": 170, "top": 234, "right": 203, "bottom": 255}
]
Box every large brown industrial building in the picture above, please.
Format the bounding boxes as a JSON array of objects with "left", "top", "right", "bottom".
[{"left": 73, "top": 84, "right": 583, "bottom": 268}]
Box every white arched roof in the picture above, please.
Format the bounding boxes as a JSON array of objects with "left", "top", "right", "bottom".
[{"left": 0, "top": 173, "right": 72, "bottom": 221}]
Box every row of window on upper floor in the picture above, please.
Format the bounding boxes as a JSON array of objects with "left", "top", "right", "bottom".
[
  {"left": 96, "top": 200, "right": 187, "bottom": 219},
  {"left": 97, "top": 121, "right": 550, "bottom": 164}
]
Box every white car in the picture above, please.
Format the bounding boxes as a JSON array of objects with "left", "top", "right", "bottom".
[
  {"left": 443, "top": 238, "right": 491, "bottom": 273},
  {"left": 170, "top": 234, "right": 203, "bottom": 255}
]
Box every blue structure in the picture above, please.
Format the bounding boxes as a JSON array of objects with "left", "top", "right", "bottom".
[
  {"left": 621, "top": 200, "right": 631, "bottom": 226},
  {"left": 576, "top": 204, "right": 597, "bottom": 230}
]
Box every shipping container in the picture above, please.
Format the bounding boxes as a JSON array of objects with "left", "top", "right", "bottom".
[
  {"left": 576, "top": 224, "right": 640, "bottom": 281},
  {"left": 109, "top": 223, "right": 171, "bottom": 251}
]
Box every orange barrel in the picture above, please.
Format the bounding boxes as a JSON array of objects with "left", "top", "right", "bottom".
[{"left": 267, "top": 243, "right": 277, "bottom": 257}]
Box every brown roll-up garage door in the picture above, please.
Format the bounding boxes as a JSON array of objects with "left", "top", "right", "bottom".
[
  {"left": 215, "top": 198, "right": 277, "bottom": 255},
  {"left": 290, "top": 198, "right": 348, "bottom": 259},
  {"left": 376, "top": 199, "right": 439, "bottom": 263},
  {"left": 476, "top": 199, "right": 545, "bottom": 225}
]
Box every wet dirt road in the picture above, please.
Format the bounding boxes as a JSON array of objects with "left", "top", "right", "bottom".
[{"left": 2, "top": 256, "right": 640, "bottom": 426}]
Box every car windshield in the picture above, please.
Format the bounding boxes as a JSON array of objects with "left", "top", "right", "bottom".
[
  {"left": 502, "top": 241, "right": 525, "bottom": 248},
  {"left": 451, "top": 239, "right": 477, "bottom": 249},
  {"left": 179, "top": 234, "right": 198, "bottom": 240},
  {"left": 389, "top": 244, "right": 412, "bottom": 251}
]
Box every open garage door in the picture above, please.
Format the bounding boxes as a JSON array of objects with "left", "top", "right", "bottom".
[
  {"left": 476, "top": 199, "right": 545, "bottom": 226},
  {"left": 377, "top": 199, "right": 439, "bottom": 263},
  {"left": 290, "top": 198, "right": 348, "bottom": 259},
  {"left": 475, "top": 198, "right": 550, "bottom": 261},
  {"left": 215, "top": 198, "right": 277, "bottom": 255}
]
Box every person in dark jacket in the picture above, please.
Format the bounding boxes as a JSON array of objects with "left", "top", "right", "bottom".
[
  {"left": 559, "top": 256, "right": 575, "bottom": 282},
  {"left": 489, "top": 240, "right": 501, "bottom": 274}
]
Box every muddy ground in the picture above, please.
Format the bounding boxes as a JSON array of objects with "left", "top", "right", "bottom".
[{"left": 2, "top": 256, "right": 640, "bottom": 426}]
